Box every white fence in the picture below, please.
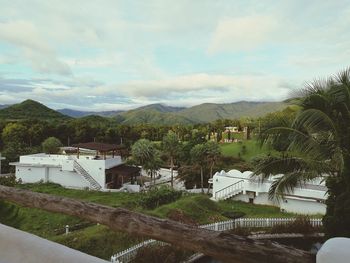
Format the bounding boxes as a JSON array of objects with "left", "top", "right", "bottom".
[
  {"left": 111, "top": 239, "right": 166, "bottom": 263},
  {"left": 110, "top": 217, "right": 323, "bottom": 263}
]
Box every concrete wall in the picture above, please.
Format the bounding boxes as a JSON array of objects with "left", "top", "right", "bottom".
[
  {"left": 48, "top": 168, "right": 90, "bottom": 189},
  {"left": 16, "top": 166, "right": 46, "bottom": 183},
  {"left": 0, "top": 223, "right": 108, "bottom": 263},
  {"left": 14, "top": 153, "right": 124, "bottom": 190}
]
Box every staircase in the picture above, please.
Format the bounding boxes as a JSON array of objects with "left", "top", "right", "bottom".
[
  {"left": 213, "top": 180, "right": 244, "bottom": 200},
  {"left": 73, "top": 161, "right": 102, "bottom": 190}
]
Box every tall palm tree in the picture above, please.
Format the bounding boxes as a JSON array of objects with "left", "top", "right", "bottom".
[
  {"left": 162, "top": 131, "right": 180, "bottom": 188},
  {"left": 253, "top": 68, "right": 350, "bottom": 237},
  {"left": 205, "top": 141, "right": 221, "bottom": 193},
  {"left": 191, "top": 144, "right": 207, "bottom": 193},
  {"left": 131, "top": 139, "right": 160, "bottom": 187}
]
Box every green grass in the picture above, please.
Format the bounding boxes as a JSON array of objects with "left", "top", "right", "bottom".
[
  {"left": 218, "top": 200, "right": 296, "bottom": 218},
  {"left": 220, "top": 139, "right": 273, "bottom": 161},
  {"left": 149, "top": 195, "right": 227, "bottom": 224},
  {"left": 51, "top": 225, "right": 144, "bottom": 259},
  {"left": 0, "top": 183, "right": 314, "bottom": 260}
]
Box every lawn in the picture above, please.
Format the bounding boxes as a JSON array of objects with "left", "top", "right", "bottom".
[
  {"left": 0, "top": 183, "right": 308, "bottom": 260},
  {"left": 220, "top": 139, "right": 274, "bottom": 161}
]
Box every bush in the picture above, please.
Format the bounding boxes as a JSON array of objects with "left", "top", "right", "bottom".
[
  {"left": 270, "top": 216, "right": 319, "bottom": 234},
  {"left": 42, "top": 137, "right": 63, "bottom": 154},
  {"left": 139, "top": 186, "right": 182, "bottom": 209},
  {"left": 0, "top": 174, "right": 17, "bottom": 187},
  {"left": 132, "top": 245, "right": 191, "bottom": 263},
  {"left": 229, "top": 227, "right": 251, "bottom": 236}
]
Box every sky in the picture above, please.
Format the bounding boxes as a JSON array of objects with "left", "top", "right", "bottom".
[{"left": 0, "top": 0, "right": 350, "bottom": 111}]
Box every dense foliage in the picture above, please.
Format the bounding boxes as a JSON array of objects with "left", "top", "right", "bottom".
[
  {"left": 254, "top": 68, "right": 350, "bottom": 238},
  {"left": 42, "top": 137, "right": 63, "bottom": 154},
  {"left": 138, "top": 186, "right": 182, "bottom": 209}
]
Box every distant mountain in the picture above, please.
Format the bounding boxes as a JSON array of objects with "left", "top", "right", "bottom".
[
  {"left": 0, "top": 104, "right": 9, "bottom": 110},
  {"left": 117, "top": 110, "right": 194, "bottom": 125},
  {"left": 58, "top": 108, "right": 124, "bottom": 118},
  {"left": 0, "top": 99, "right": 70, "bottom": 121},
  {"left": 113, "top": 101, "right": 287, "bottom": 124},
  {"left": 178, "top": 101, "right": 287, "bottom": 123},
  {"left": 133, "top": 103, "right": 186, "bottom": 113},
  {"left": 0, "top": 99, "right": 288, "bottom": 124}
]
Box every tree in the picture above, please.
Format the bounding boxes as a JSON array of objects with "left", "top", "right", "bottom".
[
  {"left": 204, "top": 141, "right": 221, "bottom": 193},
  {"left": 162, "top": 131, "right": 180, "bottom": 188},
  {"left": 42, "top": 137, "right": 63, "bottom": 154},
  {"left": 253, "top": 68, "right": 350, "bottom": 238},
  {"left": 132, "top": 139, "right": 161, "bottom": 186},
  {"left": 2, "top": 123, "right": 28, "bottom": 146},
  {"left": 190, "top": 144, "right": 207, "bottom": 193}
]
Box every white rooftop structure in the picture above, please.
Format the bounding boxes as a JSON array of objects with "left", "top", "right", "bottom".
[{"left": 11, "top": 152, "right": 140, "bottom": 192}]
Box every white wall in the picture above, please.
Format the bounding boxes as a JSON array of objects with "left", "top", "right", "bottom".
[
  {"left": 281, "top": 198, "right": 326, "bottom": 215},
  {"left": 48, "top": 168, "right": 90, "bottom": 189},
  {"left": 16, "top": 167, "right": 46, "bottom": 183},
  {"left": 13, "top": 153, "right": 124, "bottom": 190},
  {"left": 212, "top": 169, "right": 327, "bottom": 215}
]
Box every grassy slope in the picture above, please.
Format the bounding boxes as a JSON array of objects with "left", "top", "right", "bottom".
[
  {"left": 0, "top": 183, "right": 300, "bottom": 259},
  {"left": 220, "top": 139, "right": 276, "bottom": 161}
]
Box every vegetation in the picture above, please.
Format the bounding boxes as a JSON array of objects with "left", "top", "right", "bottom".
[
  {"left": 138, "top": 186, "right": 182, "bottom": 209},
  {"left": 270, "top": 216, "right": 321, "bottom": 234},
  {"left": 162, "top": 131, "right": 180, "bottom": 188},
  {"left": 0, "top": 182, "right": 320, "bottom": 260},
  {"left": 132, "top": 245, "right": 192, "bottom": 263},
  {"left": 253, "top": 68, "right": 350, "bottom": 238},
  {"left": 131, "top": 139, "right": 162, "bottom": 185},
  {"left": 0, "top": 99, "right": 70, "bottom": 121},
  {"left": 42, "top": 137, "right": 63, "bottom": 154},
  {"left": 220, "top": 139, "right": 271, "bottom": 161}
]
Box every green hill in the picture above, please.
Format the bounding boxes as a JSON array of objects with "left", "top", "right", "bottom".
[
  {"left": 0, "top": 100, "right": 287, "bottom": 125},
  {"left": 118, "top": 109, "right": 194, "bottom": 125},
  {"left": 0, "top": 99, "right": 70, "bottom": 121},
  {"left": 113, "top": 101, "right": 287, "bottom": 125},
  {"left": 178, "top": 101, "right": 287, "bottom": 123}
]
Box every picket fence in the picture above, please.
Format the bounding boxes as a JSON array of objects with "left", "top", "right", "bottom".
[{"left": 110, "top": 217, "right": 323, "bottom": 263}]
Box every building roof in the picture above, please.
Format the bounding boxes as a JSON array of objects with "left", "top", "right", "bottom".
[
  {"left": 72, "top": 142, "right": 123, "bottom": 152},
  {"left": 106, "top": 164, "right": 140, "bottom": 176}
]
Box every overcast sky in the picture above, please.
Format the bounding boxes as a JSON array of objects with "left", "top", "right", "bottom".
[{"left": 0, "top": 0, "right": 350, "bottom": 111}]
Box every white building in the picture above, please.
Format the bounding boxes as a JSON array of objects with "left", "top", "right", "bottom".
[
  {"left": 211, "top": 170, "right": 327, "bottom": 215},
  {"left": 11, "top": 143, "right": 141, "bottom": 192}
]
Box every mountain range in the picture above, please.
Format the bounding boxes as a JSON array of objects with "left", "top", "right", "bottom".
[{"left": 0, "top": 100, "right": 287, "bottom": 124}]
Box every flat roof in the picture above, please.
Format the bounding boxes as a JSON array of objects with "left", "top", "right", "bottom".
[{"left": 72, "top": 142, "right": 124, "bottom": 152}]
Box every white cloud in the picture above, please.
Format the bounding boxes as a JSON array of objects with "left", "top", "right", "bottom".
[
  {"left": 208, "top": 15, "right": 279, "bottom": 54},
  {"left": 0, "top": 20, "right": 71, "bottom": 75}
]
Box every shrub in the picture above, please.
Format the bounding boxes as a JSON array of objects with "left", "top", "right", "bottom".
[
  {"left": 229, "top": 227, "right": 251, "bottom": 236},
  {"left": 270, "top": 216, "right": 319, "bottom": 234},
  {"left": 42, "top": 137, "right": 63, "bottom": 154},
  {"left": 0, "top": 174, "right": 17, "bottom": 187},
  {"left": 139, "top": 186, "right": 182, "bottom": 209},
  {"left": 132, "top": 245, "right": 191, "bottom": 263}
]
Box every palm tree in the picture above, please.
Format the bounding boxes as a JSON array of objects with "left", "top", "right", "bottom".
[
  {"left": 191, "top": 144, "right": 206, "bottom": 193},
  {"left": 205, "top": 141, "right": 221, "bottom": 193},
  {"left": 131, "top": 139, "right": 160, "bottom": 187},
  {"left": 253, "top": 68, "right": 350, "bottom": 237},
  {"left": 162, "top": 131, "right": 180, "bottom": 188}
]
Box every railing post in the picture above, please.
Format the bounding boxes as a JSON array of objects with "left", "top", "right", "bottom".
[{"left": 215, "top": 222, "right": 219, "bottom": 231}]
